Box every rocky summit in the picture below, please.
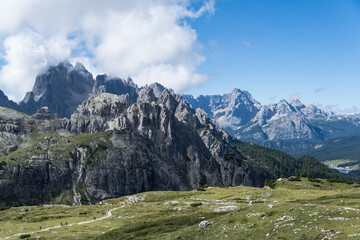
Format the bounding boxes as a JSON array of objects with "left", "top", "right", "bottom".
[{"left": 19, "top": 61, "right": 94, "bottom": 118}]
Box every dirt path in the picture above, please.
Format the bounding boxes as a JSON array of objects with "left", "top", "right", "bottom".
[{"left": 0, "top": 207, "right": 121, "bottom": 240}]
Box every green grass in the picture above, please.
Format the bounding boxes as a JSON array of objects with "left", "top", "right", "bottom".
[{"left": 1, "top": 178, "right": 360, "bottom": 239}]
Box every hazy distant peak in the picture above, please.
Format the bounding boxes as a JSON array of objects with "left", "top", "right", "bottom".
[
  {"left": 57, "top": 60, "right": 73, "bottom": 70},
  {"left": 74, "top": 62, "right": 86, "bottom": 71},
  {"left": 289, "top": 99, "right": 306, "bottom": 110}
]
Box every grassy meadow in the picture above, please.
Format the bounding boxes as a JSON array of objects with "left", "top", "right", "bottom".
[{"left": 1, "top": 178, "right": 360, "bottom": 239}]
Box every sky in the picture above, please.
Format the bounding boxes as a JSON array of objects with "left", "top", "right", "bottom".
[{"left": 0, "top": 0, "right": 359, "bottom": 113}]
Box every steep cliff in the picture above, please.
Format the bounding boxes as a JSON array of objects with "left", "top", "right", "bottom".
[{"left": 19, "top": 61, "right": 94, "bottom": 118}]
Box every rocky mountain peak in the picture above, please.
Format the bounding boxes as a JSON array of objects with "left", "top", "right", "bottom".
[
  {"left": 231, "top": 88, "right": 242, "bottom": 95},
  {"left": 301, "top": 104, "right": 328, "bottom": 119},
  {"left": 19, "top": 61, "right": 94, "bottom": 118},
  {"left": 275, "top": 99, "right": 298, "bottom": 115},
  {"left": 289, "top": 99, "right": 306, "bottom": 110},
  {"left": 74, "top": 62, "right": 86, "bottom": 71},
  {"left": 148, "top": 82, "right": 166, "bottom": 98},
  {"left": 137, "top": 87, "right": 157, "bottom": 103},
  {"left": 0, "top": 89, "right": 19, "bottom": 110},
  {"left": 157, "top": 88, "right": 178, "bottom": 113},
  {"left": 182, "top": 89, "right": 261, "bottom": 131},
  {"left": 93, "top": 75, "right": 138, "bottom": 103}
]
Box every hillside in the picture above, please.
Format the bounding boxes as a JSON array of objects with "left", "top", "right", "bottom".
[
  {"left": 292, "top": 135, "right": 360, "bottom": 161},
  {"left": 1, "top": 178, "right": 360, "bottom": 239},
  {"left": 231, "top": 140, "right": 349, "bottom": 183}
]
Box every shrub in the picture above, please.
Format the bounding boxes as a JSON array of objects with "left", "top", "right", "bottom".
[
  {"left": 0, "top": 206, "right": 10, "bottom": 211},
  {"left": 289, "top": 176, "right": 301, "bottom": 181},
  {"left": 20, "top": 234, "right": 31, "bottom": 239},
  {"left": 264, "top": 179, "right": 276, "bottom": 188},
  {"left": 327, "top": 178, "right": 353, "bottom": 184},
  {"left": 190, "top": 202, "right": 202, "bottom": 207}
]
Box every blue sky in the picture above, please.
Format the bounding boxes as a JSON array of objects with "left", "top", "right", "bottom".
[
  {"left": 0, "top": 0, "right": 359, "bottom": 113},
  {"left": 185, "top": 0, "right": 360, "bottom": 113}
]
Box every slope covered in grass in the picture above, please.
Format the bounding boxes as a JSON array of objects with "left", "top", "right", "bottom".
[
  {"left": 1, "top": 178, "right": 360, "bottom": 239},
  {"left": 293, "top": 135, "right": 360, "bottom": 162}
]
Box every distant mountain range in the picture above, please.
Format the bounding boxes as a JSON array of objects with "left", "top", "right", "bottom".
[
  {"left": 184, "top": 91, "right": 360, "bottom": 156},
  {"left": 1, "top": 61, "right": 360, "bottom": 159}
]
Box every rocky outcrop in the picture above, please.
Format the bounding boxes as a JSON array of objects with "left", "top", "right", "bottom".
[{"left": 33, "top": 107, "right": 57, "bottom": 120}]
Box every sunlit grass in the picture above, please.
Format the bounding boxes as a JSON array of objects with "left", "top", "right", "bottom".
[{"left": 1, "top": 178, "right": 360, "bottom": 239}]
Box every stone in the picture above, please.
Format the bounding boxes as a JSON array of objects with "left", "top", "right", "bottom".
[{"left": 199, "top": 220, "right": 210, "bottom": 228}]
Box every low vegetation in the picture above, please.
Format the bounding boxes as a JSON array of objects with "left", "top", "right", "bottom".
[
  {"left": 293, "top": 135, "right": 360, "bottom": 162},
  {"left": 231, "top": 140, "right": 356, "bottom": 184},
  {"left": 1, "top": 178, "right": 360, "bottom": 239}
]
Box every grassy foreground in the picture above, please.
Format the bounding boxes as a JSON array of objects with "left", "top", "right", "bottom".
[{"left": 1, "top": 178, "right": 360, "bottom": 239}]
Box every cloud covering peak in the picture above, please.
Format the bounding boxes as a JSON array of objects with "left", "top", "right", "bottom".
[{"left": 0, "top": 0, "right": 214, "bottom": 101}]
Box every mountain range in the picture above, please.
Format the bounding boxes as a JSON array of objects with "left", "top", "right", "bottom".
[
  {"left": 184, "top": 91, "right": 360, "bottom": 157},
  {"left": 0, "top": 61, "right": 348, "bottom": 207},
  {"left": 2, "top": 61, "right": 360, "bottom": 159}
]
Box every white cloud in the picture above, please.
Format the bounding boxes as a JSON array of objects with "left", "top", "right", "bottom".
[
  {"left": 0, "top": 0, "right": 215, "bottom": 101},
  {"left": 0, "top": 29, "right": 74, "bottom": 99},
  {"left": 135, "top": 63, "right": 209, "bottom": 91}
]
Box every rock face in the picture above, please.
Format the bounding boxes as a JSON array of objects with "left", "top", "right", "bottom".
[
  {"left": 19, "top": 61, "right": 94, "bottom": 118},
  {"left": 92, "top": 74, "right": 139, "bottom": 103},
  {"left": 238, "top": 99, "right": 320, "bottom": 141},
  {"left": 234, "top": 101, "right": 360, "bottom": 152},
  {"left": 0, "top": 90, "right": 20, "bottom": 111},
  {"left": 33, "top": 106, "right": 57, "bottom": 120},
  {"left": 0, "top": 85, "right": 257, "bottom": 206},
  {"left": 183, "top": 89, "right": 261, "bottom": 130}
]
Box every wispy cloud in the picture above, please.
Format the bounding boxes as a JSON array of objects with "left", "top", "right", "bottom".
[
  {"left": 269, "top": 95, "right": 277, "bottom": 103},
  {"left": 315, "top": 87, "right": 327, "bottom": 93},
  {"left": 242, "top": 40, "right": 253, "bottom": 48},
  {"left": 290, "top": 94, "right": 301, "bottom": 101},
  {"left": 317, "top": 103, "right": 360, "bottom": 114}
]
